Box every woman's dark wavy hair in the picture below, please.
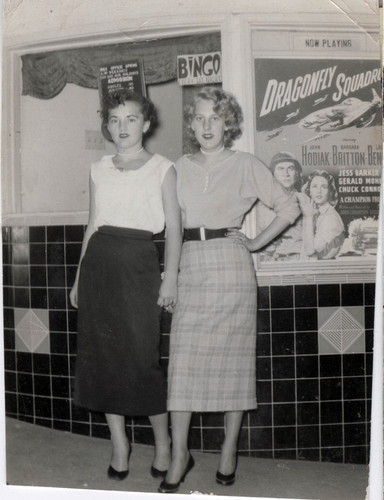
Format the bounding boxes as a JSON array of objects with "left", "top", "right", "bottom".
[
  {"left": 184, "top": 86, "right": 243, "bottom": 148},
  {"left": 304, "top": 169, "right": 339, "bottom": 207},
  {"left": 101, "top": 89, "right": 158, "bottom": 141}
]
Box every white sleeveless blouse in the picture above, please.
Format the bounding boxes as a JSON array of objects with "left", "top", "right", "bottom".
[{"left": 92, "top": 153, "right": 173, "bottom": 234}]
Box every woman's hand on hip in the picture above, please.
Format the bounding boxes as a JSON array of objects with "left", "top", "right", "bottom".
[{"left": 225, "top": 229, "right": 256, "bottom": 251}]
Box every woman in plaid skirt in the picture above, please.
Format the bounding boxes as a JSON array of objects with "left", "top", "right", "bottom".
[{"left": 158, "top": 87, "right": 300, "bottom": 493}]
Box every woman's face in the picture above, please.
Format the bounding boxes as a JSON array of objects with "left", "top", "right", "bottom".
[
  {"left": 191, "top": 98, "right": 226, "bottom": 152},
  {"left": 107, "top": 101, "right": 149, "bottom": 152},
  {"left": 309, "top": 175, "right": 329, "bottom": 206},
  {"left": 273, "top": 161, "right": 299, "bottom": 191}
]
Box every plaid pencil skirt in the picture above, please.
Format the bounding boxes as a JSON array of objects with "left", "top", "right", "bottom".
[
  {"left": 167, "top": 238, "right": 258, "bottom": 412},
  {"left": 74, "top": 226, "right": 167, "bottom": 416}
]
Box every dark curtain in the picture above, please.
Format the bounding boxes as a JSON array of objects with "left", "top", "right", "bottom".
[{"left": 22, "top": 32, "right": 221, "bottom": 99}]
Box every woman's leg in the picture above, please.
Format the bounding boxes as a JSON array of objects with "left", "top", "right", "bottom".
[
  {"left": 165, "top": 411, "right": 192, "bottom": 483},
  {"left": 218, "top": 411, "right": 244, "bottom": 474},
  {"left": 149, "top": 412, "right": 171, "bottom": 472},
  {"left": 105, "top": 413, "right": 130, "bottom": 471}
]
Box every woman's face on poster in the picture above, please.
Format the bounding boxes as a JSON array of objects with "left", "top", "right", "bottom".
[
  {"left": 309, "top": 175, "right": 329, "bottom": 206},
  {"left": 273, "top": 161, "right": 299, "bottom": 191}
]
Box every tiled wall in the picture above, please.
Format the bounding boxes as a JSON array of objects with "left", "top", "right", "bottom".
[{"left": 3, "top": 225, "right": 374, "bottom": 464}]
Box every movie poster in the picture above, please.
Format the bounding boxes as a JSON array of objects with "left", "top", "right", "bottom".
[{"left": 254, "top": 58, "right": 382, "bottom": 265}]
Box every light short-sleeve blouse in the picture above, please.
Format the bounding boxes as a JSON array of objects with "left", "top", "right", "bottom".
[
  {"left": 92, "top": 153, "right": 173, "bottom": 234},
  {"left": 175, "top": 151, "right": 300, "bottom": 229}
]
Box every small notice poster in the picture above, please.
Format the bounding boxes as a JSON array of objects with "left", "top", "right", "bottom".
[{"left": 98, "top": 59, "right": 146, "bottom": 103}]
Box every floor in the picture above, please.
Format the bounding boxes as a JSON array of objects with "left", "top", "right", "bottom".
[{"left": 4, "top": 417, "right": 369, "bottom": 500}]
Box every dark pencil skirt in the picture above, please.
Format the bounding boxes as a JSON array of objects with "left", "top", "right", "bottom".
[{"left": 74, "top": 226, "right": 167, "bottom": 416}]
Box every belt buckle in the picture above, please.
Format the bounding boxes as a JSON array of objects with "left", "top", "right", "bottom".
[{"left": 200, "top": 227, "right": 206, "bottom": 241}]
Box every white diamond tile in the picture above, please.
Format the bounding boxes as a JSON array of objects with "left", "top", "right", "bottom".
[
  {"left": 318, "top": 307, "right": 365, "bottom": 355},
  {"left": 15, "top": 308, "right": 50, "bottom": 353}
]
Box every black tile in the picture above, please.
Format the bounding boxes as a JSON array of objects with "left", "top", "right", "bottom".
[
  {"left": 47, "top": 226, "right": 64, "bottom": 242},
  {"left": 13, "top": 265, "right": 29, "bottom": 286},
  {"left": 68, "top": 334, "right": 77, "bottom": 355},
  {"left": 321, "top": 424, "right": 343, "bottom": 447},
  {"left": 344, "top": 446, "right": 368, "bottom": 464},
  {"left": 318, "top": 284, "right": 340, "bottom": 307},
  {"left": 321, "top": 447, "right": 343, "bottom": 463},
  {"left": 65, "top": 225, "right": 85, "bottom": 242},
  {"left": 320, "top": 378, "right": 342, "bottom": 401},
  {"left": 190, "top": 412, "right": 201, "bottom": 427},
  {"left": 91, "top": 423, "right": 111, "bottom": 439},
  {"left": 343, "top": 354, "right": 365, "bottom": 377},
  {"left": 274, "top": 449, "right": 296, "bottom": 460},
  {"left": 35, "top": 396, "right": 52, "bottom": 418},
  {"left": 2, "top": 227, "right": 11, "bottom": 243},
  {"left": 257, "top": 380, "right": 272, "bottom": 403},
  {"left": 54, "top": 420, "right": 71, "bottom": 432},
  {"left": 17, "top": 373, "right": 33, "bottom": 394},
  {"left": 2, "top": 244, "right": 11, "bottom": 265},
  {"left": 4, "top": 350, "right": 16, "bottom": 371},
  {"left": 273, "top": 403, "right": 296, "bottom": 426},
  {"left": 33, "top": 353, "right": 51, "bottom": 375},
  {"left": 47, "top": 243, "right": 65, "bottom": 265},
  {"left": 341, "top": 283, "right": 364, "bottom": 306},
  {"left": 365, "top": 329, "right": 373, "bottom": 353},
  {"left": 4, "top": 371, "right": 16, "bottom": 392},
  {"left": 298, "top": 426, "right": 320, "bottom": 448},
  {"left": 65, "top": 243, "right": 82, "bottom": 265},
  {"left": 257, "top": 333, "right": 271, "bottom": 356},
  {"left": 29, "top": 227, "right": 46, "bottom": 243},
  {"left": 296, "top": 379, "right": 319, "bottom": 402},
  {"left": 298, "top": 448, "right": 320, "bottom": 461},
  {"left": 3, "top": 264, "right": 13, "bottom": 286},
  {"left": 202, "top": 428, "right": 225, "bottom": 449},
  {"left": 249, "top": 404, "right": 272, "bottom": 427},
  {"left": 30, "top": 266, "right": 47, "bottom": 287},
  {"left": 3, "top": 287, "right": 14, "bottom": 307},
  {"left": 272, "top": 357, "right": 295, "bottom": 379},
  {"left": 3, "top": 308, "right": 15, "bottom": 329},
  {"left": 68, "top": 310, "right": 78, "bottom": 333},
  {"left": 257, "top": 357, "right": 271, "bottom": 380},
  {"left": 249, "top": 426, "right": 272, "bottom": 450},
  {"left": 238, "top": 427, "right": 250, "bottom": 451},
  {"left": 188, "top": 427, "right": 202, "bottom": 450},
  {"left": 271, "top": 332, "right": 294, "bottom": 356},
  {"left": 71, "top": 403, "right": 91, "bottom": 422},
  {"left": 274, "top": 426, "right": 296, "bottom": 448},
  {"left": 30, "top": 244, "right": 47, "bottom": 265},
  {"left": 364, "top": 306, "right": 374, "bottom": 329},
  {"left": 48, "top": 266, "right": 66, "bottom": 287},
  {"left": 34, "top": 374, "right": 51, "bottom": 396},
  {"left": 343, "top": 377, "right": 366, "bottom": 400},
  {"left": 49, "top": 311, "right": 68, "bottom": 332},
  {"left": 201, "top": 413, "right": 224, "bottom": 427},
  {"left": 14, "top": 287, "right": 30, "bottom": 308},
  {"left": 31, "top": 288, "right": 48, "bottom": 309},
  {"left": 364, "top": 283, "right": 375, "bottom": 305},
  {"left": 344, "top": 400, "right": 366, "bottom": 423},
  {"left": 294, "top": 284, "right": 317, "bottom": 308},
  {"left": 296, "top": 355, "right": 319, "bottom": 379},
  {"left": 48, "top": 288, "right": 67, "bottom": 310},
  {"left": 4, "top": 329, "right": 15, "bottom": 350},
  {"left": 5, "top": 392, "right": 18, "bottom": 414},
  {"left": 271, "top": 309, "right": 294, "bottom": 332},
  {"left": 295, "top": 308, "right": 317, "bottom": 331},
  {"left": 273, "top": 380, "right": 295, "bottom": 402},
  {"left": 71, "top": 422, "right": 91, "bottom": 436},
  {"left": 257, "top": 286, "right": 270, "bottom": 309},
  {"left": 297, "top": 402, "right": 319, "bottom": 425},
  {"left": 257, "top": 310, "right": 270, "bottom": 333},
  {"left": 270, "top": 286, "right": 293, "bottom": 309},
  {"left": 16, "top": 352, "right": 32, "bottom": 373},
  {"left": 344, "top": 423, "right": 366, "bottom": 446},
  {"left": 18, "top": 394, "right": 34, "bottom": 416},
  {"left": 365, "top": 354, "right": 373, "bottom": 377},
  {"left": 52, "top": 398, "right": 71, "bottom": 420},
  {"left": 50, "top": 354, "right": 69, "bottom": 376},
  {"left": 319, "top": 355, "right": 342, "bottom": 377},
  {"left": 320, "top": 401, "right": 342, "bottom": 424}
]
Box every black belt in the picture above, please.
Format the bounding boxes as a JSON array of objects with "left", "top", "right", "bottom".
[{"left": 183, "top": 227, "right": 228, "bottom": 242}]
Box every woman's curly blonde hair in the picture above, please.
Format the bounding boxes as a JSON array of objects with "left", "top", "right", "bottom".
[{"left": 184, "top": 86, "right": 243, "bottom": 148}]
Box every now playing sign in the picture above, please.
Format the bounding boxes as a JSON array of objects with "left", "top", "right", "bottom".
[{"left": 177, "top": 52, "right": 222, "bottom": 86}]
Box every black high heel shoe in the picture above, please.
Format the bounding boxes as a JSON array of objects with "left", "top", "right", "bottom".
[
  {"left": 107, "top": 448, "right": 131, "bottom": 481},
  {"left": 158, "top": 454, "right": 195, "bottom": 493},
  {"left": 151, "top": 465, "right": 167, "bottom": 478},
  {"left": 216, "top": 453, "right": 237, "bottom": 486}
]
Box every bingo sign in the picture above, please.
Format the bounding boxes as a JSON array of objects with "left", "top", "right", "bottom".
[
  {"left": 177, "top": 52, "right": 222, "bottom": 86},
  {"left": 99, "top": 59, "right": 146, "bottom": 103}
]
